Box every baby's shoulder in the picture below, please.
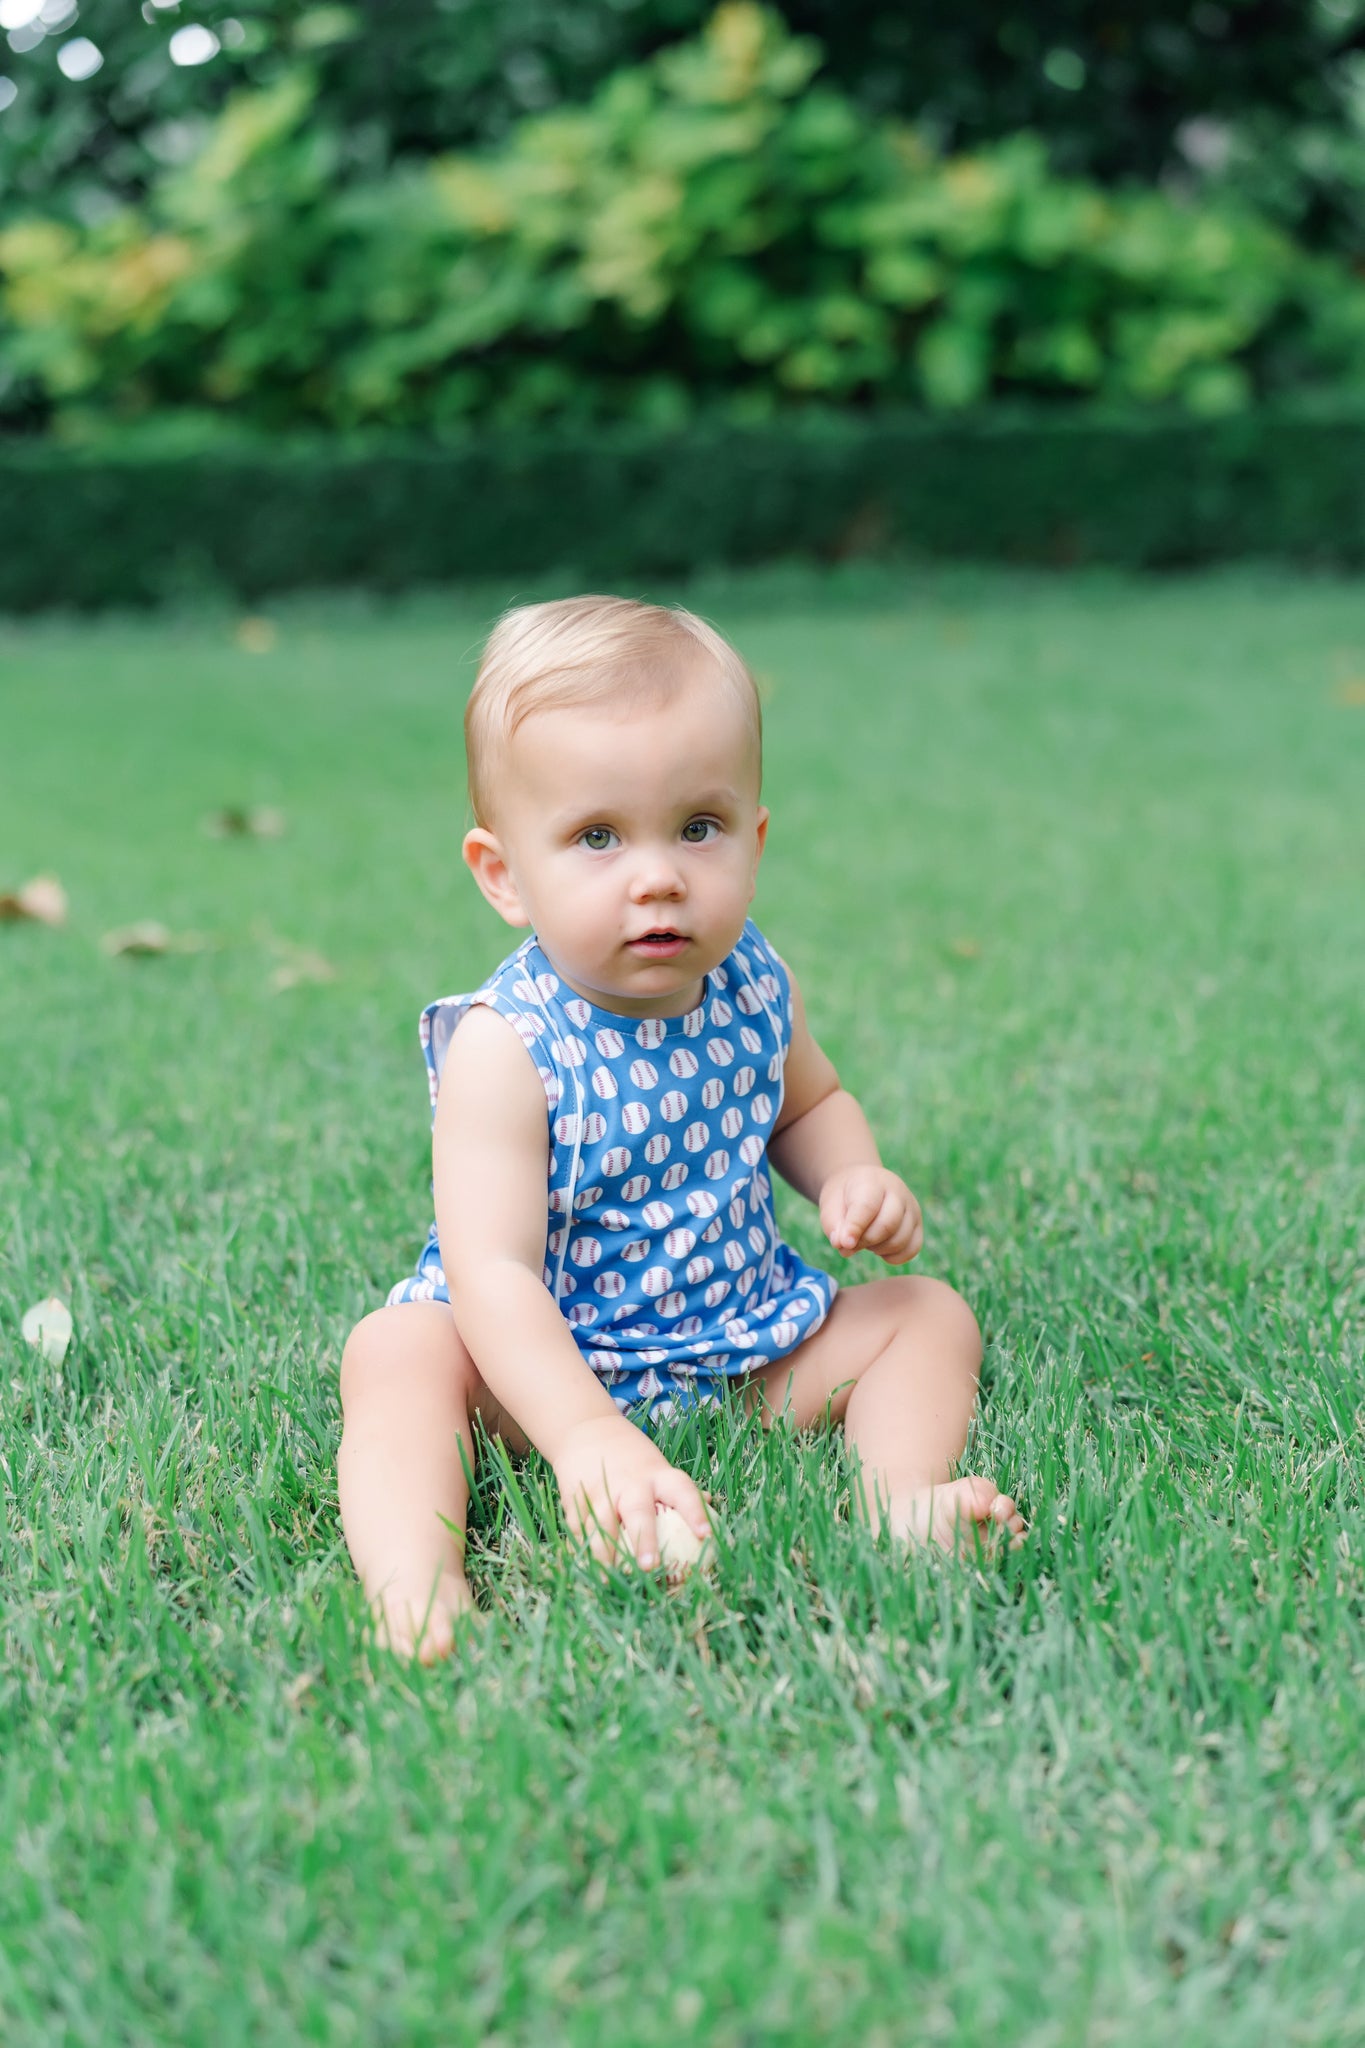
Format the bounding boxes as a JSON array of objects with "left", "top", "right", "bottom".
[
  {"left": 439, "top": 998, "right": 545, "bottom": 1092},
  {"left": 418, "top": 938, "right": 549, "bottom": 1109}
]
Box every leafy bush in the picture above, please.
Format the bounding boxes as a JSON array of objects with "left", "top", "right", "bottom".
[
  {"left": 2, "top": 5, "right": 1364, "bottom": 437},
  {"left": 5, "top": 0, "right": 1360, "bottom": 226}
]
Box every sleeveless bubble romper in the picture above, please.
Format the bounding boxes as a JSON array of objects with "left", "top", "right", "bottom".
[{"left": 388, "top": 918, "right": 837, "bottom": 1422}]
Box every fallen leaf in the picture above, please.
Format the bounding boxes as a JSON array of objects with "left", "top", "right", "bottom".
[
  {"left": 235, "top": 616, "right": 277, "bottom": 654},
  {"left": 21, "top": 1296, "right": 73, "bottom": 1366},
  {"left": 0, "top": 874, "right": 69, "bottom": 926},
  {"left": 204, "top": 805, "right": 287, "bottom": 839},
  {"left": 949, "top": 936, "right": 981, "bottom": 959},
  {"left": 1332, "top": 677, "right": 1365, "bottom": 706},
  {"left": 101, "top": 921, "right": 173, "bottom": 956},
  {"left": 270, "top": 944, "right": 337, "bottom": 992}
]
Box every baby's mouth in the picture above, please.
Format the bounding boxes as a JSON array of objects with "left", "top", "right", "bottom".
[{"left": 631, "top": 929, "right": 688, "bottom": 953}]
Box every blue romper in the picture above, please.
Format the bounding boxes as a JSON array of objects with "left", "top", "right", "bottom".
[{"left": 388, "top": 918, "right": 837, "bottom": 1422}]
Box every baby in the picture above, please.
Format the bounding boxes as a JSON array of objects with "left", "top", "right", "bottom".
[{"left": 338, "top": 596, "right": 1023, "bottom": 1659}]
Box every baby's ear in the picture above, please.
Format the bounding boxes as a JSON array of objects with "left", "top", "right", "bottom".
[{"left": 463, "top": 828, "right": 530, "bottom": 927}]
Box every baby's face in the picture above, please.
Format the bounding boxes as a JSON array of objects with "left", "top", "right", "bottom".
[{"left": 466, "top": 666, "right": 767, "bottom": 1017}]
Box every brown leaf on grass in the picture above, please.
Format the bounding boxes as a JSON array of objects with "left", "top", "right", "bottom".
[
  {"left": 235, "top": 616, "right": 278, "bottom": 654},
  {"left": 284, "top": 1670, "right": 318, "bottom": 1709},
  {"left": 101, "top": 921, "right": 172, "bottom": 956},
  {"left": 949, "top": 936, "right": 981, "bottom": 959},
  {"left": 1332, "top": 677, "right": 1365, "bottom": 706},
  {"left": 101, "top": 921, "right": 207, "bottom": 958},
  {"left": 203, "top": 805, "right": 287, "bottom": 839},
  {"left": 0, "top": 874, "right": 69, "bottom": 926},
  {"left": 269, "top": 943, "right": 337, "bottom": 992}
]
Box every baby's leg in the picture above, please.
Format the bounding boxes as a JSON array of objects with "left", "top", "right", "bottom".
[
  {"left": 743, "top": 1277, "right": 1024, "bottom": 1550},
  {"left": 337, "top": 1301, "right": 528, "bottom": 1661}
]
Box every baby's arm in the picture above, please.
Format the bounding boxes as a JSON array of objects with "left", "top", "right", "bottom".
[
  {"left": 766, "top": 977, "right": 924, "bottom": 1265},
  {"left": 433, "top": 1006, "right": 710, "bottom": 1568}
]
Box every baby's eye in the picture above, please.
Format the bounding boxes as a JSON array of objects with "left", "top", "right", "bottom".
[
  {"left": 579, "top": 826, "right": 618, "bottom": 851},
  {"left": 681, "top": 819, "right": 719, "bottom": 844}
]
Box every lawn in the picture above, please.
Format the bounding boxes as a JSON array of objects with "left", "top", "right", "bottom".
[{"left": 1, "top": 564, "right": 1363, "bottom": 2047}]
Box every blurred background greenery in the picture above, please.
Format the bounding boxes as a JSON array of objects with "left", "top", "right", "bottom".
[
  {"left": 1, "top": 0, "right": 1364, "bottom": 592},
  {"left": 3, "top": 0, "right": 1365, "bottom": 437}
]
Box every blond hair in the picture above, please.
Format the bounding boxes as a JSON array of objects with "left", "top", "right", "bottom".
[{"left": 465, "top": 595, "right": 762, "bottom": 825}]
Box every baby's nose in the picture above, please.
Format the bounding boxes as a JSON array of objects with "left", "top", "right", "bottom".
[{"left": 630, "top": 850, "right": 685, "bottom": 898}]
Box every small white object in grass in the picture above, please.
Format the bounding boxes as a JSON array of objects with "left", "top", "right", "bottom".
[
  {"left": 21, "top": 1296, "right": 73, "bottom": 1366},
  {"left": 627, "top": 1505, "right": 714, "bottom": 1583}
]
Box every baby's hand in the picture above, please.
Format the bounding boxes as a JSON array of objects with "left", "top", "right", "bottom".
[
  {"left": 820, "top": 1165, "right": 924, "bottom": 1264},
  {"left": 551, "top": 1415, "right": 711, "bottom": 1571}
]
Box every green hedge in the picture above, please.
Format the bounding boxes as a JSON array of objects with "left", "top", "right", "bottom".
[{"left": 3, "top": 407, "right": 1364, "bottom": 611}]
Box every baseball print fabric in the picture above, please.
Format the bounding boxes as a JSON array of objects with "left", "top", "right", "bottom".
[{"left": 388, "top": 921, "right": 837, "bottom": 1421}]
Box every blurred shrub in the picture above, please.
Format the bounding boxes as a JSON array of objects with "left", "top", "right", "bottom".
[
  {"left": 4, "top": 405, "right": 1365, "bottom": 610},
  {"left": 4, "top": 0, "right": 1361, "bottom": 228},
  {"left": 1171, "top": 85, "right": 1365, "bottom": 264},
  {"left": 3, "top": 5, "right": 1364, "bottom": 436}
]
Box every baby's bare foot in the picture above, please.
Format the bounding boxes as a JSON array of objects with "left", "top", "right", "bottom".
[
  {"left": 372, "top": 1570, "right": 479, "bottom": 1664},
  {"left": 890, "top": 1475, "right": 1026, "bottom": 1554}
]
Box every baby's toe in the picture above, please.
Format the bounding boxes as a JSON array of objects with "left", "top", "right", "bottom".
[{"left": 988, "top": 1493, "right": 1028, "bottom": 1545}]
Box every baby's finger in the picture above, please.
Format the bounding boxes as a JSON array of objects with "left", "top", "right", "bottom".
[
  {"left": 653, "top": 1465, "right": 713, "bottom": 1543},
  {"left": 568, "top": 1485, "right": 621, "bottom": 1568},
  {"left": 825, "top": 1184, "right": 880, "bottom": 1254},
  {"left": 881, "top": 1209, "right": 924, "bottom": 1264},
  {"left": 857, "top": 1189, "right": 905, "bottom": 1250},
  {"left": 614, "top": 1485, "right": 662, "bottom": 1571}
]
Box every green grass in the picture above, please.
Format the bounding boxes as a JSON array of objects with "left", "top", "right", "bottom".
[{"left": 2, "top": 564, "right": 1363, "bottom": 2046}]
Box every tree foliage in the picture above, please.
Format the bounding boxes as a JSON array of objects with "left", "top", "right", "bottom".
[
  {"left": 2, "top": 0, "right": 1363, "bottom": 231},
  {"left": 2, "top": 5, "right": 1363, "bottom": 437}
]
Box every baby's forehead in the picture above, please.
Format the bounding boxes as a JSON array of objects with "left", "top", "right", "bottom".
[{"left": 511, "top": 661, "right": 755, "bottom": 754}]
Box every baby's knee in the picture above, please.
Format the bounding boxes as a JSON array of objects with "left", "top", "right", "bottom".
[
  {"left": 339, "top": 1308, "right": 397, "bottom": 1415},
  {"left": 884, "top": 1274, "right": 982, "bottom": 1371},
  {"left": 339, "top": 1302, "right": 475, "bottom": 1417}
]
